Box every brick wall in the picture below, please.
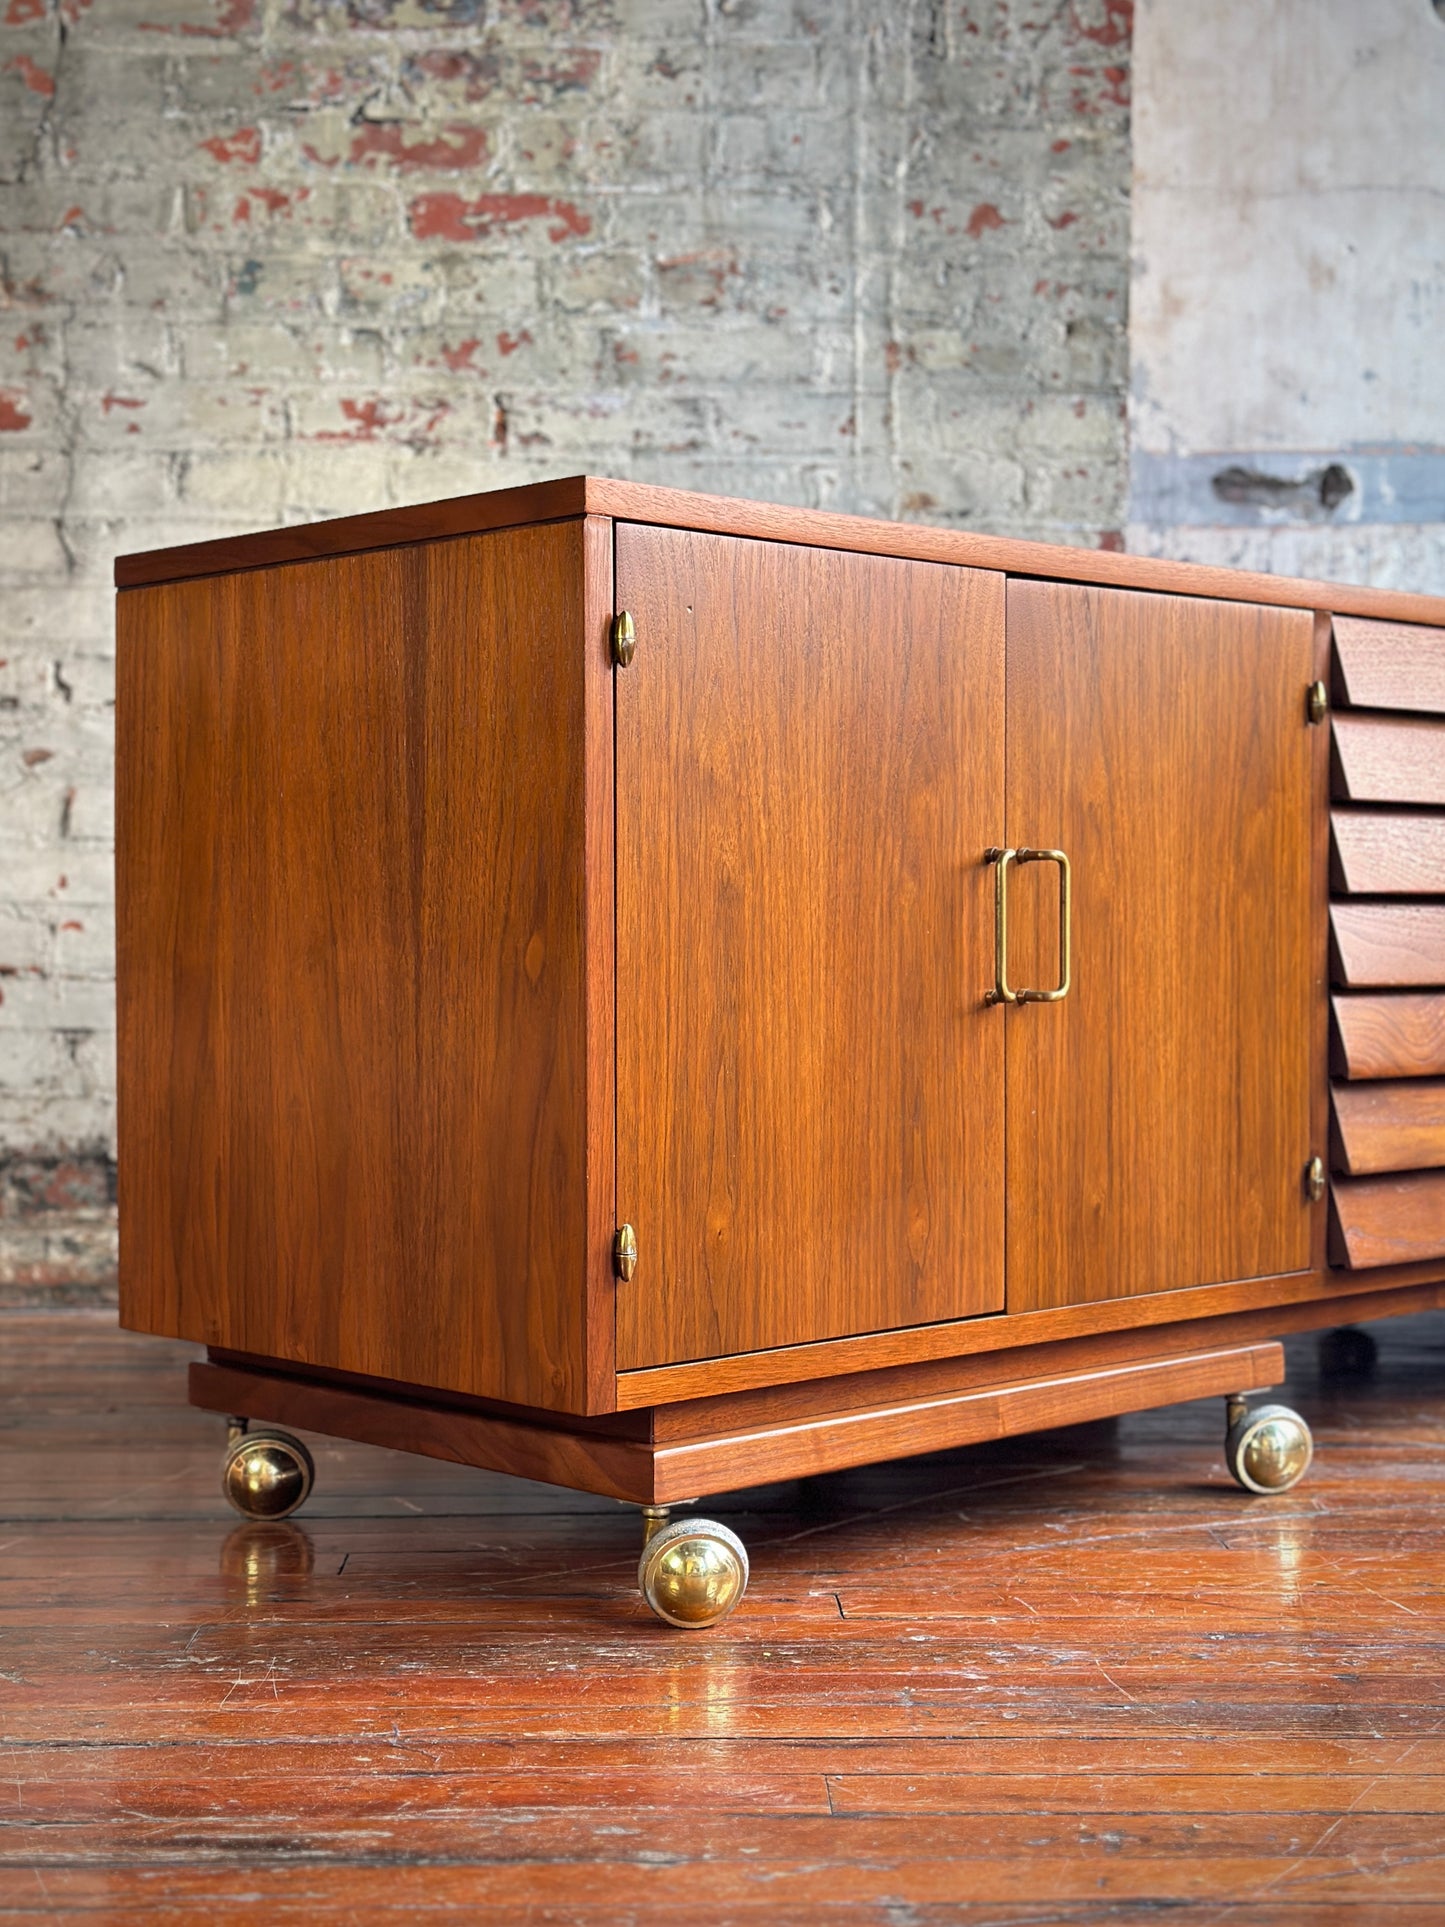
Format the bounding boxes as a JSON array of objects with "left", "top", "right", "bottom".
[{"left": 0, "top": 0, "right": 1132, "bottom": 1299}]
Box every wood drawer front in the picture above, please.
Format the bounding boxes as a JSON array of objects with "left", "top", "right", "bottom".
[
  {"left": 1333, "top": 614, "right": 1445, "bottom": 715},
  {"left": 1330, "top": 1169, "right": 1445, "bottom": 1268},
  {"left": 1331, "top": 903, "right": 1445, "bottom": 987},
  {"left": 1328, "top": 615, "right": 1445, "bottom": 1270},
  {"left": 1331, "top": 1078, "right": 1445, "bottom": 1175},
  {"left": 1331, "top": 810, "right": 1445, "bottom": 896},
  {"left": 1332, "top": 714, "right": 1445, "bottom": 805},
  {"left": 1333, "top": 992, "right": 1445, "bottom": 1079}
]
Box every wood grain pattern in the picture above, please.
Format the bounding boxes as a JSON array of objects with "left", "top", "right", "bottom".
[
  {"left": 113, "top": 476, "right": 593, "bottom": 588},
  {"left": 1331, "top": 903, "right": 1445, "bottom": 987},
  {"left": 189, "top": 1362, "right": 659, "bottom": 1502},
  {"left": 1330, "top": 1170, "right": 1445, "bottom": 1268},
  {"left": 1331, "top": 1079, "right": 1445, "bottom": 1175},
  {"left": 581, "top": 516, "right": 618, "bottom": 1409},
  {"left": 190, "top": 1344, "right": 1282, "bottom": 1505},
  {"left": 1332, "top": 991, "right": 1445, "bottom": 1079},
  {"left": 1331, "top": 809, "right": 1445, "bottom": 895},
  {"left": 11, "top": 1306, "right": 1445, "bottom": 1917},
  {"left": 647, "top": 1279, "right": 1445, "bottom": 1441},
  {"left": 614, "top": 527, "right": 1005, "bottom": 1368},
  {"left": 207, "top": 1346, "right": 654, "bottom": 1439},
  {"left": 1309, "top": 610, "right": 1335, "bottom": 1276},
  {"left": 1005, "top": 583, "right": 1317, "bottom": 1311},
  {"left": 617, "top": 1259, "right": 1445, "bottom": 1408},
  {"left": 651, "top": 1345, "right": 1284, "bottom": 1498},
  {"left": 1332, "top": 713, "right": 1445, "bottom": 805},
  {"left": 116, "top": 473, "right": 1445, "bottom": 629},
  {"left": 1333, "top": 613, "right": 1445, "bottom": 715},
  {"left": 117, "top": 522, "right": 609, "bottom": 1414}
]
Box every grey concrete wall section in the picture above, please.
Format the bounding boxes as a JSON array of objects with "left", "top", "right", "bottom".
[
  {"left": 0, "top": 0, "right": 1132, "bottom": 1296},
  {"left": 1128, "top": 0, "right": 1445, "bottom": 588}
]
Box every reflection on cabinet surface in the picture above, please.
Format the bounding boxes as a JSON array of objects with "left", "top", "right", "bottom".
[
  {"left": 116, "top": 478, "right": 1445, "bottom": 1592},
  {"left": 615, "top": 526, "right": 1005, "bottom": 1368},
  {"left": 1004, "top": 581, "right": 1318, "bottom": 1312}
]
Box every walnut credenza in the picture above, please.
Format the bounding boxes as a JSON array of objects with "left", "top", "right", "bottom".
[{"left": 115, "top": 477, "right": 1445, "bottom": 1626}]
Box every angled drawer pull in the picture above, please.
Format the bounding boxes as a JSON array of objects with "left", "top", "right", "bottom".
[
  {"left": 1330, "top": 1169, "right": 1445, "bottom": 1269},
  {"left": 1333, "top": 991, "right": 1445, "bottom": 1080},
  {"left": 1331, "top": 810, "right": 1445, "bottom": 896},
  {"left": 1330, "top": 903, "right": 1445, "bottom": 988},
  {"left": 1333, "top": 614, "right": 1445, "bottom": 717},
  {"left": 1333, "top": 713, "right": 1445, "bottom": 806},
  {"left": 1331, "top": 1077, "right": 1445, "bottom": 1174}
]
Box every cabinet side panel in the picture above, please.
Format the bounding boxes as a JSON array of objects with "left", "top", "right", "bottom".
[
  {"left": 1005, "top": 582, "right": 1318, "bottom": 1310},
  {"left": 116, "top": 524, "right": 593, "bottom": 1410},
  {"left": 581, "top": 515, "right": 617, "bottom": 1410}
]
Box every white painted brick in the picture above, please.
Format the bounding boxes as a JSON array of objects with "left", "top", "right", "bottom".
[
  {"left": 0, "top": 974, "right": 113, "bottom": 1034},
  {"left": 2, "top": 854, "right": 115, "bottom": 906},
  {"left": 0, "top": 0, "right": 1143, "bottom": 1262},
  {"left": 61, "top": 786, "right": 115, "bottom": 849},
  {"left": 0, "top": 1096, "right": 115, "bottom": 1156},
  {"left": 0, "top": 909, "right": 52, "bottom": 976},
  {"left": 0, "top": 776, "right": 69, "bottom": 844},
  {"left": 66, "top": 451, "right": 178, "bottom": 518},
  {"left": 0, "top": 451, "right": 70, "bottom": 518},
  {"left": 0, "top": 584, "right": 113, "bottom": 653},
  {"left": 0, "top": 652, "right": 58, "bottom": 712},
  {"left": 0, "top": 521, "right": 72, "bottom": 579},
  {"left": 0, "top": 1029, "right": 71, "bottom": 1095},
  {"left": 177, "top": 448, "right": 294, "bottom": 515},
  {"left": 51, "top": 659, "right": 117, "bottom": 710},
  {"left": 54, "top": 905, "right": 115, "bottom": 979}
]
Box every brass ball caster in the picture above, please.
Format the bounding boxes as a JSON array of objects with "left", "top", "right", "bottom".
[
  {"left": 638, "top": 1517, "right": 749, "bottom": 1629},
  {"left": 1225, "top": 1401, "right": 1313, "bottom": 1494},
  {"left": 222, "top": 1428, "right": 315, "bottom": 1521}
]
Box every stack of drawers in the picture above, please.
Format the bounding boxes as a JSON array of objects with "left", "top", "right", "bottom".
[{"left": 1328, "top": 615, "right": 1445, "bottom": 1267}]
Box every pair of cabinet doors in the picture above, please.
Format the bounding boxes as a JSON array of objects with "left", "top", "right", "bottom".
[{"left": 615, "top": 526, "right": 1319, "bottom": 1371}]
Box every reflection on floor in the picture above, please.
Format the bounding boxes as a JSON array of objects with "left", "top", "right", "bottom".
[{"left": 3, "top": 1307, "right": 1443, "bottom": 1921}]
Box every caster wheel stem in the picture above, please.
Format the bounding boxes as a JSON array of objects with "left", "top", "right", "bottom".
[{"left": 639, "top": 1504, "right": 671, "bottom": 1545}]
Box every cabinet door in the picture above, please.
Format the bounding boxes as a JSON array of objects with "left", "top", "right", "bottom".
[
  {"left": 616, "top": 527, "right": 1004, "bottom": 1369},
  {"left": 1005, "top": 582, "right": 1319, "bottom": 1311}
]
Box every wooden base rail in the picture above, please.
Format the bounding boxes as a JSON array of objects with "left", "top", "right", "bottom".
[{"left": 191, "top": 1342, "right": 1284, "bottom": 1508}]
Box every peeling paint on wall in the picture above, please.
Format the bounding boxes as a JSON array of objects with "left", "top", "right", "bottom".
[
  {"left": 0, "top": 0, "right": 1133, "bottom": 1291},
  {"left": 1128, "top": 0, "right": 1445, "bottom": 587}
]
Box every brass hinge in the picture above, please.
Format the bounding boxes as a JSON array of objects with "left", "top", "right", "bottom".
[
  {"left": 1306, "top": 1156, "right": 1326, "bottom": 1203},
  {"left": 613, "top": 1222, "right": 638, "bottom": 1281},
  {"left": 611, "top": 611, "right": 636, "bottom": 667},
  {"left": 1307, "top": 681, "right": 1329, "bottom": 725}
]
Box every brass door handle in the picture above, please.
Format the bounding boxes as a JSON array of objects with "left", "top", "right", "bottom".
[
  {"left": 984, "top": 847, "right": 1018, "bottom": 1005},
  {"left": 984, "top": 846, "right": 1072, "bottom": 1006},
  {"left": 1015, "top": 847, "right": 1071, "bottom": 1002}
]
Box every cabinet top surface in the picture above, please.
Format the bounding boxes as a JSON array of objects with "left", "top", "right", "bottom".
[{"left": 114, "top": 472, "right": 1445, "bottom": 625}]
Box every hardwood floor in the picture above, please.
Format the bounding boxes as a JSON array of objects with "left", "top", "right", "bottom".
[{"left": 2, "top": 1308, "right": 1443, "bottom": 1922}]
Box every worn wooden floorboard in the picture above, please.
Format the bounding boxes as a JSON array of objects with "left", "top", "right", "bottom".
[{"left": 1, "top": 1310, "right": 1442, "bottom": 1921}]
